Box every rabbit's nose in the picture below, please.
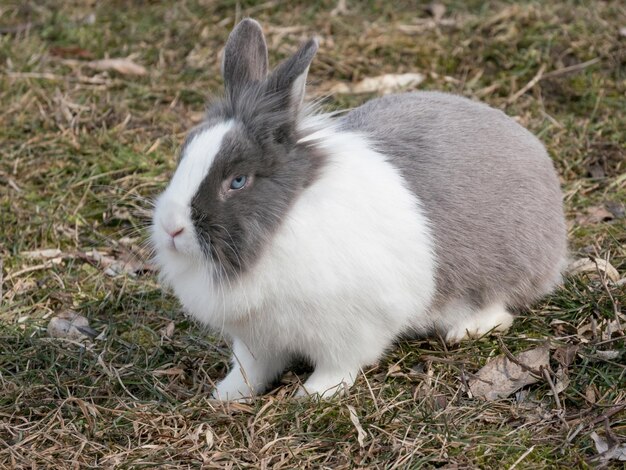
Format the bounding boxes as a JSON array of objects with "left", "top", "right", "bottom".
[{"left": 168, "top": 227, "right": 184, "bottom": 239}]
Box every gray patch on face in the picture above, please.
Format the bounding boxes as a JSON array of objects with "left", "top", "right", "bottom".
[
  {"left": 190, "top": 121, "right": 325, "bottom": 279},
  {"left": 340, "top": 91, "right": 567, "bottom": 309}
]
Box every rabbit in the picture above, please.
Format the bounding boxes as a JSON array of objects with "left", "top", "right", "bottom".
[{"left": 151, "top": 18, "right": 567, "bottom": 400}]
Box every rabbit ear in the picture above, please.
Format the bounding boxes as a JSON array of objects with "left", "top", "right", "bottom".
[
  {"left": 267, "top": 37, "right": 318, "bottom": 112},
  {"left": 222, "top": 18, "right": 268, "bottom": 94}
]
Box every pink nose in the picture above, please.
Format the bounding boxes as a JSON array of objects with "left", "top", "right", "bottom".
[{"left": 168, "top": 227, "right": 184, "bottom": 239}]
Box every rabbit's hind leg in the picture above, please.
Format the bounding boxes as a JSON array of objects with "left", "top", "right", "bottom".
[{"left": 438, "top": 301, "right": 514, "bottom": 344}]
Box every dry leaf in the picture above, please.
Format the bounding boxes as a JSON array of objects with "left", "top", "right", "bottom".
[
  {"left": 82, "top": 249, "right": 152, "bottom": 277},
  {"left": 550, "top": 319, "right": 577, "bottom": 336},
  {"left": 576, "top": 321, "right": 593, "bottom": 342},
  {"left": 87, "top": 58, "right": 147, "bottom": 76},
  {"left": 160, "top": 321, "right": 175, "bottom": 339},
  {"left": 592, "top": 350, "right": 621, "bottom": 361},
  {"left": 590, "top": 432, "right": 626, "bottom": 462},
  {"left": 553, "top": 344, "right": 579, "bottom": 368},
  {"left": 576, "top": 205, "right": 614, "bottom": 225},
  {"left": 330, "top": 73, "right": 425, "bottom": 95},
  {"left": 567, "top": 258, "right": 620, "bottom": 283},
  {"left": 605, "top": 200, "right": 625, "bottom": 219},
  {"left": 468, "top": 345, "right": 550, "bottom": 401},
  {"left": 587, "top": 162, "right": 605, "bottom": 179},
  {"left": 347, "top": 405, "right": 367, "bottom": 448},
  {"left": 552, "top": 366, "right": 570, "bottom": 394},
  {"left": 48, "top": 310, "right": 98, "bottom": 340}
]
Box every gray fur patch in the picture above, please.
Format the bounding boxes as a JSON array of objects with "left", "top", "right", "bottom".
[{"left": 340, "top": 91, "right": 567, "bottom": 309}]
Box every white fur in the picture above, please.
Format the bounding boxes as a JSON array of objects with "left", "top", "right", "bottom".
[
  {"left": 152, "top": 121, "right": 233, "bottom": 263},
  {"left": 439, "top": 301, "right": 514, "bottom": 344},
  {"left": 155, "top": 120, "right": 438, "bottom": 400}
]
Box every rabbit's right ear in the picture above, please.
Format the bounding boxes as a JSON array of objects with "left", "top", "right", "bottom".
[{"left": 222, "top": 18, "right": 268, "bottom": 95}]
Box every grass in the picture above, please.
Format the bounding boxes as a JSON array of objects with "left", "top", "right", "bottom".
[{"left": 1, "top": 0, "right": 625, "bottom": 467}]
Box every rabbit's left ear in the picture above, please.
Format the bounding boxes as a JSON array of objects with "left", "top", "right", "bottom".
[
  {"left": 222, "top": 18, "right": 268, "bottom": 95},
  {"left": 267, "top": 37, "right": 319, "bottom": 112}
]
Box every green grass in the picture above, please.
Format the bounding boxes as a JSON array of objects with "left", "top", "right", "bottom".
[{"left": 1, "top": 0, "right": 625, "bottom": 467}]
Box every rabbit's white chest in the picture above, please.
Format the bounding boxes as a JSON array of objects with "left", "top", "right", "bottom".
[{"left": 175, "top": 130, "right": 437, "bottom": 363}]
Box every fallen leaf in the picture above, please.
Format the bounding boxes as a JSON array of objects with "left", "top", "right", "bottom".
[
  {"left": 87, "top": 58, "right": 147, "bottom": 76},
  {"left": 553, "top": 344, "right": 579, "bottom": 368},
  {"left": 601, "top": 319, "right": 624, "bottom": 341},
  {"left": 160, "top": 321, "right": 175, "bottom": 339},
  {"left": 550, "top": 319, "right": 577, "bottom": 336},
  {"left": 576, "top": 321, "right": 593, "bottom": 342},
  {"left": 81, "top": 249, "right": 152, "bottom": 277},
  {"left": 551, "top": 346, "right": 578, "bottom": 396},
  {"left": 590, "top": 431, "right": 626, "bottom": 462},
  {"left": 347, "top": 405, "right": 367, "bottom": 448},
  {"left": 48, "top": 310, "right": 98, "bottom": 340},
  {"left": 585, "top": 385, "right": 597, "bottom": 403},
  {"left": 468, "top": 345, "right": 550, "bottom": 401},
  {"left": 8, "top": 278, "right": 37, "bottom": 297},
  {"left": 576, "top": 205, "right": 614, "bottom": 225},
  {"left": 330, "top": 73, "right": 425, "bottom": 95},
  {"left": 605, "top": 200, "right": 625, "bottom": 219},
  {"left": 591, "top": 350, "right": 622, "bottom": 361},
  {"left": 552, "top": 366, "right": 570, "bottom": 394},
  {"left": 620, "top": 26, "right": 626, "bottom": 38},
  {"left": 587, "top": 162, "right": 605, "bottom": 179},
  {"left": 189, "top": 423, "right": 214, "bottom": 451},
  {"left": 567, "top": 258, "right": 620, "bottom": 283}
]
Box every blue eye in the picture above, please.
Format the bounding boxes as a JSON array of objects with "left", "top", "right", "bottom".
[{"left": 229, "top": 175, "right": 247, "bottom": 190}]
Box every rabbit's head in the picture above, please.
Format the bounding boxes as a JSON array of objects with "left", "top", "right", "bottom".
[{"left": 152, "top": 19, "right": 322, "bottom": 283}]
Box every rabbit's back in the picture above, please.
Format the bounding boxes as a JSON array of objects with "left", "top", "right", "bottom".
[{"left": 339, "top": 91, "right": 567, "bottom": 309}]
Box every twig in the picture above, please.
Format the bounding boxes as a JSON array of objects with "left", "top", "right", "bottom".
[
  {"left": 507, "top": 445, "right": 536, "bottom": 470},
  {"left": 4, "top": 262, "right": 55, "bottom": 282},
  {"left": 542, "top": 57, "right": 601, "bottom": 79},
  {"left": 4, "top": 71, "right": 110, "bottom": 85},
  {"left": 587, "top": 403, "right": 626, "bottom": 428},
  {"left": 507, "top": 64, "right": 546, "bottom": 104},
  {"left": 542, "top": 366, "right": 562, "bottom": 411},
  {"left": 566, "top": 402, "right": 626, "bottom": 431},
  {"left": 592, "top": 255, "right": 622, "bottom": 330}
]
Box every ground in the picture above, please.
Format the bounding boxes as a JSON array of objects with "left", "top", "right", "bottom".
[{"left": 1, "top": 1, "right": 625, "bottom": 468}]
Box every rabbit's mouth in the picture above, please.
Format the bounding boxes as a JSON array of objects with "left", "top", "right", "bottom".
[{"left": 193, "top": 223, "right": 247, "bottom": 281}]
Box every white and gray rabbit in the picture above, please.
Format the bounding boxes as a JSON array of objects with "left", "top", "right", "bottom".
[{"left": 151, "top": 19, "right": 567, "bottom": 400}]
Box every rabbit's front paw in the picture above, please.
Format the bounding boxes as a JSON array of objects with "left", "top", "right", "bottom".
[
  {"left": 296, "top": 366, "right": 357, "bottom": 399},
  {"left": 212, "top": 369, "right": 255, "bottom": 402}
]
